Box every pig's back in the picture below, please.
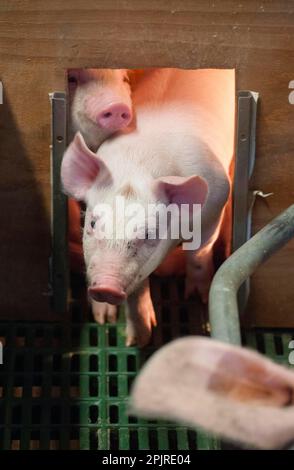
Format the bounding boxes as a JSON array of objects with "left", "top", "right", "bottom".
[{"left": 132, "top": 68, "right": 234, "bottom": 173}]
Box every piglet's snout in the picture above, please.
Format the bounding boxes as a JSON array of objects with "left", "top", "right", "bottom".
[
  {"left": 88, "top": 280, "right": 126, "bottom": 305},
  {"left": 96, "top": 103, "right": 132, "bottom": 130}
]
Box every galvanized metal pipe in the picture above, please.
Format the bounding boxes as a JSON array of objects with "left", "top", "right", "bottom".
[{"left": 209, "top": 204, "right": 294, "bottom": 345}]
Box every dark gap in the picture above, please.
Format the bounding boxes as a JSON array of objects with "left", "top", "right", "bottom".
[
  {"left": 12, "top": 406, "right": 22, "bottom": 426},
  {"left": 255, "top": 332, "right": 266, "bottom": 354},
  {"left": 108, "top": 327, "right": 117, "bottom": 346},
  {"left": 162, "top": 327, "right": 171, "bottom": 343},
  {"left": 51, "top": 405, "right": 61, "bottom": 424},
  {"left": 161, "top": 305, "right": 170, "bottom": 323},
  {"left": 32, "top": 374, "right": 43, "bottom": 394},
  {"left": 187, "top": 430, "right": 198, "bottom": 450},
  {"left": 53, "top": 325, "right": 62, "bottom": 342},
  {"left": 0, "top": 327, "right": 6, "bottom": 340},
  {"left": 33, "top": 355, "right": 43, "bottom": 372},
  {"left": 89, "top": 354, "right": 99, "bottom": 372},
  {"left": 109, "top": 375, "right": 118, "bottom": 397},
  {"left": 14, "top": 355, "right": 25, "bottom": 372},
  {"left": 240, "top": 330, "right": 246, "bottom": 345},
  {"left": 160, "top": 279, "right": 170, "bottom": 300},
  {"left": 129, "top": 429, "right": 139, "bottom": 450},
  {"left": 70, "top": 428, "right": 79, "bottom": 449},
  {"left": 127, "top": 375, "right": 134, "bottom": 393},
  {"left": 89, "top": 405, "right": 99, "bottom": 424},
  {"left": 50, "top": 429, "right": 60, "bottom": 442},
  {"left": 127, "top": 355, "right": 136, "bottom": 372},
  {"left": 13, "top": 375, "right": 24, "bottom": 386},
  {"left": 89, "top": 328, "right": 98, "bottom": 347},
  {"left": 274, "top": 335, "right": 284, "bottom": 355},
  {"left": 35, "top": 328, "right": 44, "bottom": 340},
  {"left": 109, "top": 429, "right": 119, "bottom": 450},
  {"left": 180, "top": 325, "right": 189, "bottom": 336},
  {"left": 176, "top": 277, "right": 185, "bottom": 300},
  {"left": 109, "top": 405, "right": 118, "bottom": 423},
  {"left": 0, "top": 404, "right": 4, "bottom": 423},
  {"left": 31, "top": 405, "right": 41, "bottom": 425},
  {"left": 33, "top": 333, "right": 45, "bottom": 347},
  {"left": 71, "top": 301, "right": 84, "bottom": 323},
  {"left": 89, "top": 376, "right": 99, "bottom": 397},
  {"left": 179, "top": 307, "right": 189, "bottom": 323},
  {"left": 15, "top": 327, "right": 26, "bottom": 346},
  {"left": 70, "top": 405, "right": 80, "bottom": 424},
  {"left": 70, "top": 375, "right": 79, "bottom": 387},
  {"left": 128, "top": 414, "right": 138, "bottom": 424},
  {"left": 0, "top": 374, "right": 5, "bottom": 384},
  {"left": 168, "top": 430, "right": 178, "bottom": 450},
  {"left": 70, "top": 354, "right": 80, "bottom": 372},
  {"left": 52, "top": 354, "right": 62, "bottom": 371},
  {"left": 71, "top": 328, "right": 80, "bottom": 347},
  {"left": 90, "top": 429, "right": 98, "bottom": 450},
  {"left": 10, "top": 428, "right": 21, "bottom": 441},
  {"left": 31, "top": 429, "right": 40, "bottom": 440},
  {"left": 52, "top": 375, "right": 61, "bottom": 386},
  {"left": 148, "top": 429, "right": 158, "bottom": 450},
  {"left": 108, "top": 354, "right": 117, "bottom": 372}
]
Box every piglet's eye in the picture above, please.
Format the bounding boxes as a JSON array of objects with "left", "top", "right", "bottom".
[{"left": 90, "top": 220, "right": 96, "bottom": 229}]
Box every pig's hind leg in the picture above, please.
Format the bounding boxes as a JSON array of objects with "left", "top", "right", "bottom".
[
  {"left": 125, "top": 279, "right": 157, "bottom": 348},
  {"left": 91, "top": 299, "right": 118, "bottom": 324}
]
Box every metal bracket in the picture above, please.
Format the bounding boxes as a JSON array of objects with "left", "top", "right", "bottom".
[
  {"left": 49, "top": 92, "right": 69, "bottom": 313},
  {"left": 0, "top": 80, "right": 3, "bottom": 104},
  {"left": 232, "top": 90, "right": 259, "bottom": 314}
]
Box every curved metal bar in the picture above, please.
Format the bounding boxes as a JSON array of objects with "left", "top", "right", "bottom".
[{"left": 209, "top": 205, "right": 294, "bottom": 345}]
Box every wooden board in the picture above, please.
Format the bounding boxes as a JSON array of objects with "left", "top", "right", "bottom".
[{"left": 0, "top": 1, "right": 293, "bottom": 325}]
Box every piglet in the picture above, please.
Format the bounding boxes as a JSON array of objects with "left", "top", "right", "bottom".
[
  {"left": 61, "top": 69, "right": 233, "bottom": 347},
  {"left": 68, "top": 68, "right": 133, "bottom": 150}
]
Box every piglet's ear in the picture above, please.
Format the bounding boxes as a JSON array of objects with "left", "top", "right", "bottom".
[
  {"left": 61, "top": 132, "right": 106, "bottom": 201},
  {"left": 155, "top": 175, "right": 208, "bottom": 208}
]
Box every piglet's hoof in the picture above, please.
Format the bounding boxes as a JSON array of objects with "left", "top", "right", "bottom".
[
  {"left": 126, "top": 330, "right": 151, "bottom": 348},
  {"left": 125, "top": 312, "right": 154, "bottom": 348},
  {"left": 91, "top": 300, "right": 118, "bottom": 324}
]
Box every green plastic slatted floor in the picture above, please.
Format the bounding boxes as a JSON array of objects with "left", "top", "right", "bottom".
[{"left": 0, "top": 276, "right": 293, "bottom": 450}]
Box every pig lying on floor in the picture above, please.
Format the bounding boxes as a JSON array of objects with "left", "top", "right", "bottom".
[{"left": 62, "top": 69, "right": 232, "bottom": 347}]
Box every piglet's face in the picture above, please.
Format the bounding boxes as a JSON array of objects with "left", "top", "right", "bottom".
[
  {"left": 69, "top": 69, "right": 133, "bottom": 150},
  {"left": 61, "top": 133, "right": 208, "bottom": 304},
  {"left": 83, "top": 207, "right": 161, "bottom": 304}
]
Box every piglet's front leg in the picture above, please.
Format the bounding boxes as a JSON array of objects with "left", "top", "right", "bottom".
[
  {"left": 91, "top": 299, "right": 118, "bottom": 324},
  {"left": 185, "top": 241, "right": 215, "bottom": 304},
  {"left": 125, "top": 278, "right": 157, "bottom": 348}
]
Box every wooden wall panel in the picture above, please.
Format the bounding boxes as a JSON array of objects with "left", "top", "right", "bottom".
[{"left": 0, "top": 1, "right": 293, "bottom": 324}]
